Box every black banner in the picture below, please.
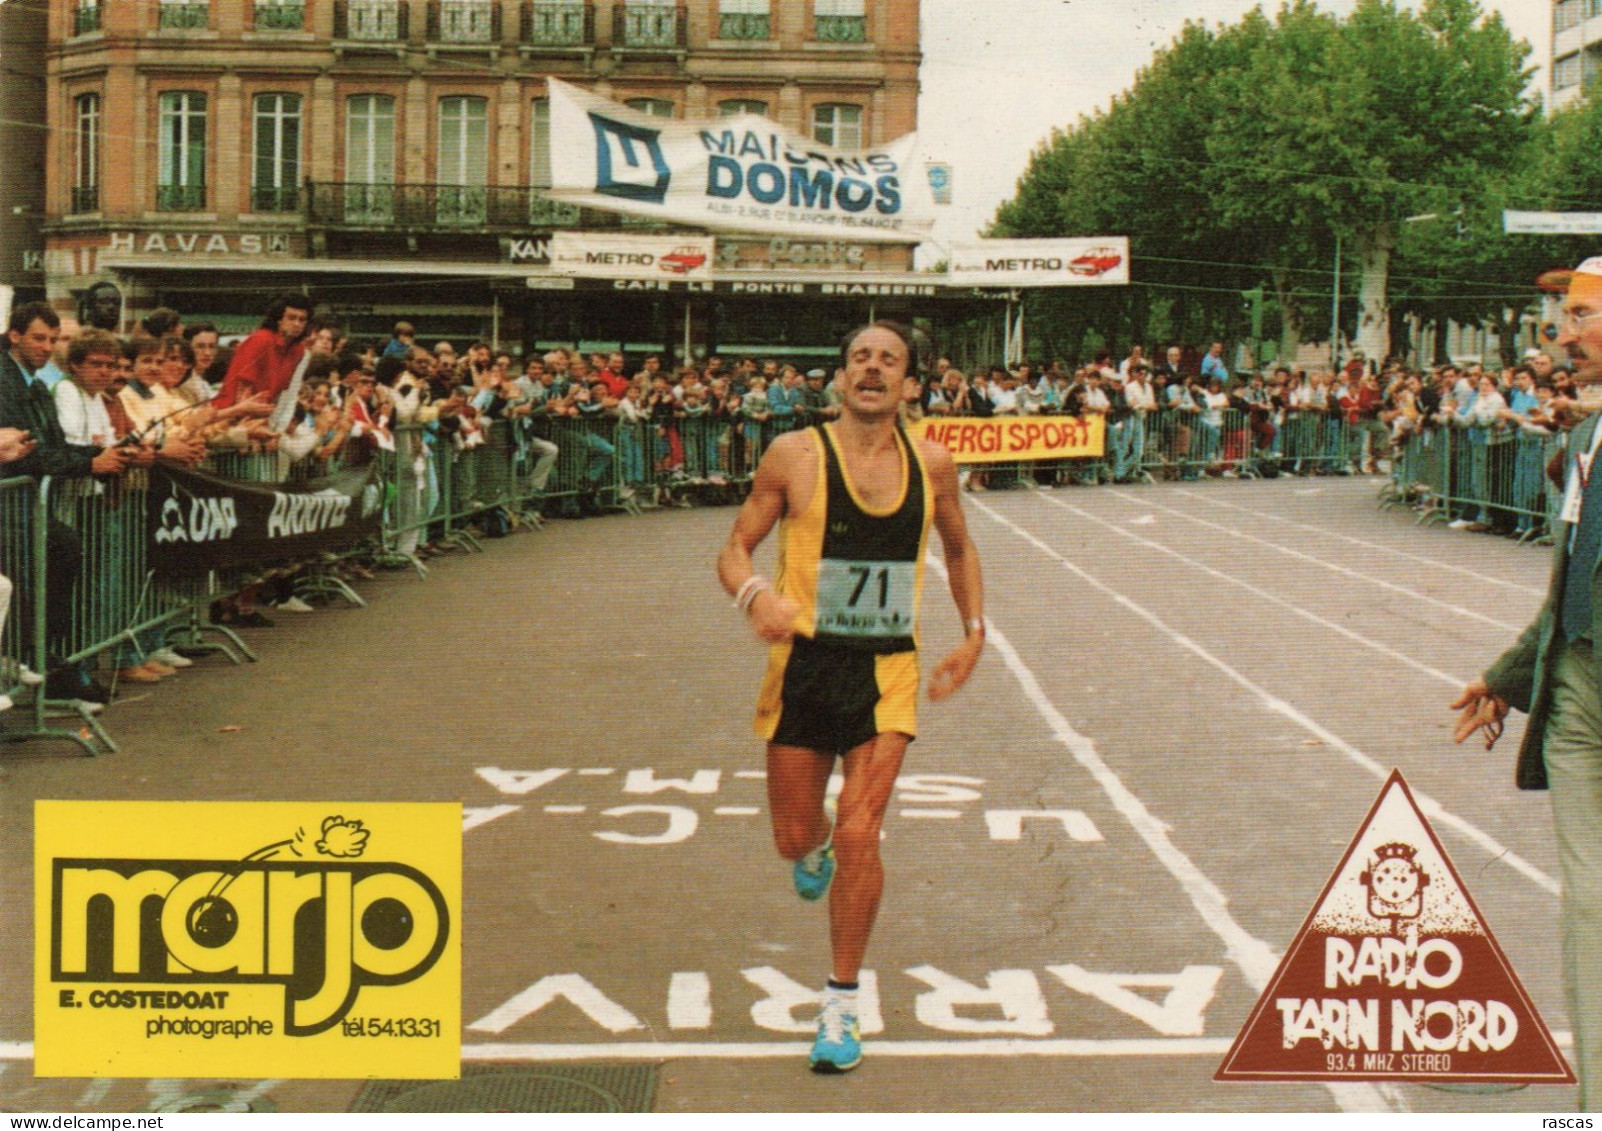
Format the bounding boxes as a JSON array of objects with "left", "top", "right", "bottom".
[{"left": 147, "top": 463, "right": 383, "bottom": 576}]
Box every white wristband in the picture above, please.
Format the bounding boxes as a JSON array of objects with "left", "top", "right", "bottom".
[
  {"left": 735, "top": 575, "right": 770, "bottom": 612},
  {"left": 965, "top": 617, "right": 985, "bottom": 636}
]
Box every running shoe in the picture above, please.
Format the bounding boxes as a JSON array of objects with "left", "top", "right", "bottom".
[
  {"left": 809, "top": 991, "right": 861, "bottom": 1073},
  {"left": 793, "top": 842, "right": 835, "bottom": 902}
]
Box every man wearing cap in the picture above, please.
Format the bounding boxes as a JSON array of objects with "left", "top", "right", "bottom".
[{"left": 1452, "top": 256, "right": 1602, "bottom": 1111}]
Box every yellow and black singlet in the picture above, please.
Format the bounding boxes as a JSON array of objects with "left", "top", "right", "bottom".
[
  {"left": 779, "top": 422, "right": 933, "bottom": 651},
  {"left": 755, "top": 423, "right": 934, "bottom": 752}
]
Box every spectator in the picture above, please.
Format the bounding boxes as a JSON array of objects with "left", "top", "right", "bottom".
[{"left": 382, "top": 321, "right": 415, "bottom": 360}]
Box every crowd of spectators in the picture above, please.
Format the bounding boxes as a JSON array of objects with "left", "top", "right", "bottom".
[{"left": 0, "top": 295, "right": 1580, "bottom": 719}]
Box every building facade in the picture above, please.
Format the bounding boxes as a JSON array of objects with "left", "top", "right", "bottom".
[
  {"left": 1551, "top": 0, "right": 1597, "bottom": 110},
  {"left": 1, "top": 0, "right": 48, "bottom": 307},
  {"left": 42, "top": 0, "right": 985, "bottom": 361}
]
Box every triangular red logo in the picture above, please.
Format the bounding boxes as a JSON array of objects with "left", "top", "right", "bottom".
[{"left": 1216, "top": 770, "right": 1573, "bottom": 1084}]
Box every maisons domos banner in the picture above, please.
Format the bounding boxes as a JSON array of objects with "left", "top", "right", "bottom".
[{"left": 547, "top": 79, "right": 938, "bottom": 244}]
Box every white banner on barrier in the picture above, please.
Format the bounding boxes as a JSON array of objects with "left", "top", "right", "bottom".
[
  {"left": 546, "top": 79, "right": 937, "bottom": 245},
  {"left": 1503, "top": 210, "right": 1602, "bottom": 235},
  {"left": 948, "top": 237, "right": 1130, "bottom": 287},
  {"left": 549, "top": 232, "right": 715, "bottom": 281}
]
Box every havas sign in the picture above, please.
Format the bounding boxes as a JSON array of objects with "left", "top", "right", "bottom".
[{"left": 107, "top": 232, "right": 292, "bottom": 256}]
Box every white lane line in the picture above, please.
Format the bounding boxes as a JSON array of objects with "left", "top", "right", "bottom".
[
  {"left": 543, "top": 805, "right": 587, "bottom": 814},
  {"left": 1107, "top": 490, "right": 1523, "bottom": 633},
  {"left": 577, "top": 768, "right": 615, "bottom": 776},
  {"left": 966, "top": 499, "right": 1560, "bottom": 898},
  {"left": 1030, "top": 492, "right": 1469, "bottom": 690},
  {"left": 713, "top": 807, "right": 761, "bottom": 816},
  {"left": 899, "top": 809, "right": 963, "bottom": 819},
  {"left": 1176, "top": 488, "right": 1545, "bottom": 598},
  {"left": 734, "top": 771, "right": 768, "bottom": 780},
  {"left": 924, "top": 557, "right": 1393, "bottom": 1113}
]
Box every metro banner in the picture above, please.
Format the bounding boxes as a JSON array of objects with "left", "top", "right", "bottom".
[
  {"left": 948, "top": 238, "right": 1130, "bottom": 287},
  {"left": 547, "top": 78, "right": 938, "bottom": 244},
  {"left": 915, "top": 416, "right": 1105, "bottom": 464},
  {"left": 549, "top": 232, "right": 715, "bottom": 281}
]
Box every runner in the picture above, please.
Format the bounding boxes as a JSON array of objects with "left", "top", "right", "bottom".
[{"left": 716, "top": 321, "right": 985, "bottom": 1073}]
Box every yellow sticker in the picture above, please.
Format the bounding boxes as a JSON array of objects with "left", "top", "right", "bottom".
[{"left": 35, "top": 801, "right": 461, "bottom": 1079}]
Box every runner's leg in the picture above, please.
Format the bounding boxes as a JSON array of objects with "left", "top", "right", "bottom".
[
  {"left": 766, "top": 743, "right": 835, "bottom": 861},
  {"left": 829, "top": 731, "right": 910, "bottom": 983}
]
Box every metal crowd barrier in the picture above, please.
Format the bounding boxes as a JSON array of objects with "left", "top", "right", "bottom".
[{"left": 1388, "top": 424, "right": 1564, "bottom": 540}]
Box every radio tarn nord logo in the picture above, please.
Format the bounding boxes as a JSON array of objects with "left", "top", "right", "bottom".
[
  {"left": 50, "top": 815, "right": 450, "bottom": 1036},
  {"left": 590, "top": 112, "right": 670, "bottom": 203}
]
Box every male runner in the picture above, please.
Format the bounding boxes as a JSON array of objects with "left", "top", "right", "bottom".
[{"left": 717, "top": 321, "right": 984, "bottom": 1073}]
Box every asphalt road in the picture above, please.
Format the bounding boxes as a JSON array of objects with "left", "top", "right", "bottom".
[{"left": 0, "top": 475, "right": 1578, "bottom": 1113}]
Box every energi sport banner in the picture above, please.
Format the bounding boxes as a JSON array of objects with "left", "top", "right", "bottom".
[
  {"left": 147, "top": 463, "right": 384, "bottom": 576},
  {"left": 547, "top": 78, "right": 938, "bottom": 244}
]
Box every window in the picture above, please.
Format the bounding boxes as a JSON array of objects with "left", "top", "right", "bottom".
[
  {"left": 625, "top": 98, "right": 675, "bottom": 119},
  {"left": 812, "top": 103, "right": 861, "bottom": 149},
  {"left": 253, "top": 93, "right": 301, "bottom": 212},
  {"left": 158, "top": 0, "right": 210, "bottom": 30},
  {"left": 1558, "top": 0, "right": 1582, "bottom": 32},
  {"left": 1556, "top": 52, "right": 1583, "bottom": 90},
  {"left": 719, "top": 99, "right": 768, "bottom": 117},
  {"left": 524, "top": 1, "right": 587, "bottom": 45},
  {"left": 528, "top": 98, "right": 579, "bottom": 224},
  {"left": 618, "top": 0, "right": 679, "bottom": 49},
  {"left": 342, "top": 0, "right": 403, "bottom": 39},
  {"left": 437, "top": 96, "right": 488, "bottom": 223},
  {"left": 436, "top": 0, "right": 496, "bottom": 42},
  {"left": 345, "top": 94, "right": 396, "bottom": 220},
  {"left": 157, "top": 92, "right": 207, "bottom": 211},
  {"left": 74, "top": 1, "right": 101, "bottom": 35},
  {"left": 814, "top": 0, "right": 865, "bottom": 42},
  {"left": 254, "top": 0, "right": 305, "bottom": 29},
  {"left": 718, "top": 0, "right": 769, "bottom": 40},
  {"left": 73, "top": 94, "right": 100, "bottom": 213},
  {"left": 1589, "top": 0, "right": 1602, "bottom": 21}
]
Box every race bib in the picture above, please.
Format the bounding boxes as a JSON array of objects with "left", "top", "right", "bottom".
[{"left": 815, "top": 558, "right": 917, "bottom": 638}]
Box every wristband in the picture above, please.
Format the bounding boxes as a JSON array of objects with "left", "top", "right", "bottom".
[
  {"left": 965, "top": 617, "right": 985, "bottom": 636},
  {"left": 734, "top": 575, "right": 770, "bottom": 612}
]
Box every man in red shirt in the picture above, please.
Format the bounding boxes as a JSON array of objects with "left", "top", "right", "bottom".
[{"left": 213, "top": 293, "right": 312, "bottom": 419}]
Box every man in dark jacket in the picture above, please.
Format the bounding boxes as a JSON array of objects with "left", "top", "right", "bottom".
[{"left": 0, "top": 302, "right": 130, "bottom": 701}]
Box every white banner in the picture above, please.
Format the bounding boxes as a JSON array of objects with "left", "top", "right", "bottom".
[
  {"left": 948, "top": 238, "right": 1130, "bottom": 287},
  {"left": 549, "top": 232, "right": 715, "bottom": 280},
  {"left": 547, "top": 79, "right": 937, "bottom": 244},
  {"left": 1503, "top": 210, "right": 1602, "bottom": 235}
]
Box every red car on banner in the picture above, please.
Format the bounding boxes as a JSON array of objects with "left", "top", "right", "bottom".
[{"left": 1068, "top": 246, "right": 1124, "bottom": 277}]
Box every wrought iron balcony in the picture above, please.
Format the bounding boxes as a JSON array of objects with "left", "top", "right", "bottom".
[
  {"left": 813, "top": 13, "right": 865, "bottom": 42},
  {"left": 70, "top": 187, "right": 100, "bottom": 214},
  {"left": 254, "top": 0, "right": 305, "bottom": 29},
  {"left": 306, "top": 182, "right": 580, "bottom": 230},
  {"left": 156, "top": 184, "right": 207, "bottom": 212},
  {"left": 428, "top": 0, "right": 500, "bottom": 43},
  {"left": 334, "top": 0, "right": 409, "bottom": 40},
  {"left": 613, "top": 2, "right": 685, "bottom": 50},
  {"left": 521, "top": 0, "right": 590, "bottom": 47},
  {"left": 717, "top": 10, "right": 768, "bottom": 40},
  {"left": 158, "top": 1, "right": 211, "bottom": 30},
  {"left": 73, "top": 4, "right": 101, "bottom": 34}
]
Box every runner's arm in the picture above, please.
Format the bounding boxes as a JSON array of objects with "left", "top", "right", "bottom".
[
  {"left": 923, "top": 440, "right": 983, "bottom": 700},
  {"left": 718, "top": 433, "right": 803, "bottom": 643}
]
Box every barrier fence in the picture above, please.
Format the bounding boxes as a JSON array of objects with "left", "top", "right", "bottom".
[{"left": 0, "top": 408, "right": 1565, "bottom": 757}]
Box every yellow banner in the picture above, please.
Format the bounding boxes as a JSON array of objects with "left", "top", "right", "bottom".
[
  {"left": 915, "top": 415, "right": 1105, "bottom": 464},
  {"left": 35, "top": 801, "right": 461, "bottom": 1079}
]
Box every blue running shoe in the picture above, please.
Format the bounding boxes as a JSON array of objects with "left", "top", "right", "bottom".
[
  {"left": 792, "top": 843, "right": 835, "bottom": 901},
  {"left": 809, "top": 992, "right": 861, "bottom": 1074}
]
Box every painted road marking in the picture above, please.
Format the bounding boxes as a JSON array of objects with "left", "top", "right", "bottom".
[
  {"left": 926, "top": 548, "right": 1390, "bottom": 1113},
  {"left": 1109, "top": 489, "right": 1523, "bottom": 632},
  {"left": 462, "top": 805, "right": 520, "bottom": 831},
  {"left": 985, "top": 809, "right": 1103, "bottom": 842},
  {"left": 577, "top": 768, "right": 615, "bottom": 775},
  {"left": 544, "top": 805, "right": 586, "bottom": 815},
  {"left": 1177, "top": 489, "right": 1544, "bottom": 598},
  {"left": 1048, "top": 965, "right": 1222, "bottom": 1037},
  {"left": 900, "top": 809, "right": 962, "bottom": 819},
  {"left": 968, "top": 500, "right": 1559, "bottom": 896},
  {"left": 713, "top": 806, "right": 761, "bottom": 816},
  {"left": 734, "top": 771, "right": 767, "bottom": 780}
]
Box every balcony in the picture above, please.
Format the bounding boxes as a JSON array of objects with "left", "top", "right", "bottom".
[
  {"left": 613, "top": 2, "right": 685, "bottom": 51},
  {"left": 158, "top": 2, "right": 211, "bottom": 30},
  {"left": 520, "top": 1, "right": 591, "bottom": 48},
  {"left": 334, "top": 0, "right": 408, "bottom": 40},
  {"left": 73, "top": 4, "right": 101, "bottom": 35},
  {"left": 254, "top": 0, "right": 305, "bottom": 29},
  {"left": 306, "top": 182, "right": 581, "bottom": 230},
  {"left": 428, "top": 0, "right": 500, "bottom": 44},
  {"left": 717, "top": 10, "right": 769, "bottom": 40},
  {"left": 251, "top": 185, "right": 300, "bottom": 213},
  {"left": 156, "top": 184, "right": 207, "bottom": 212},
  {"left": 813, "top": 14, "right": 865, "bottom": 42},
  {"left": 70, "top": 187, "right": 100, "bottom": 214}
]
